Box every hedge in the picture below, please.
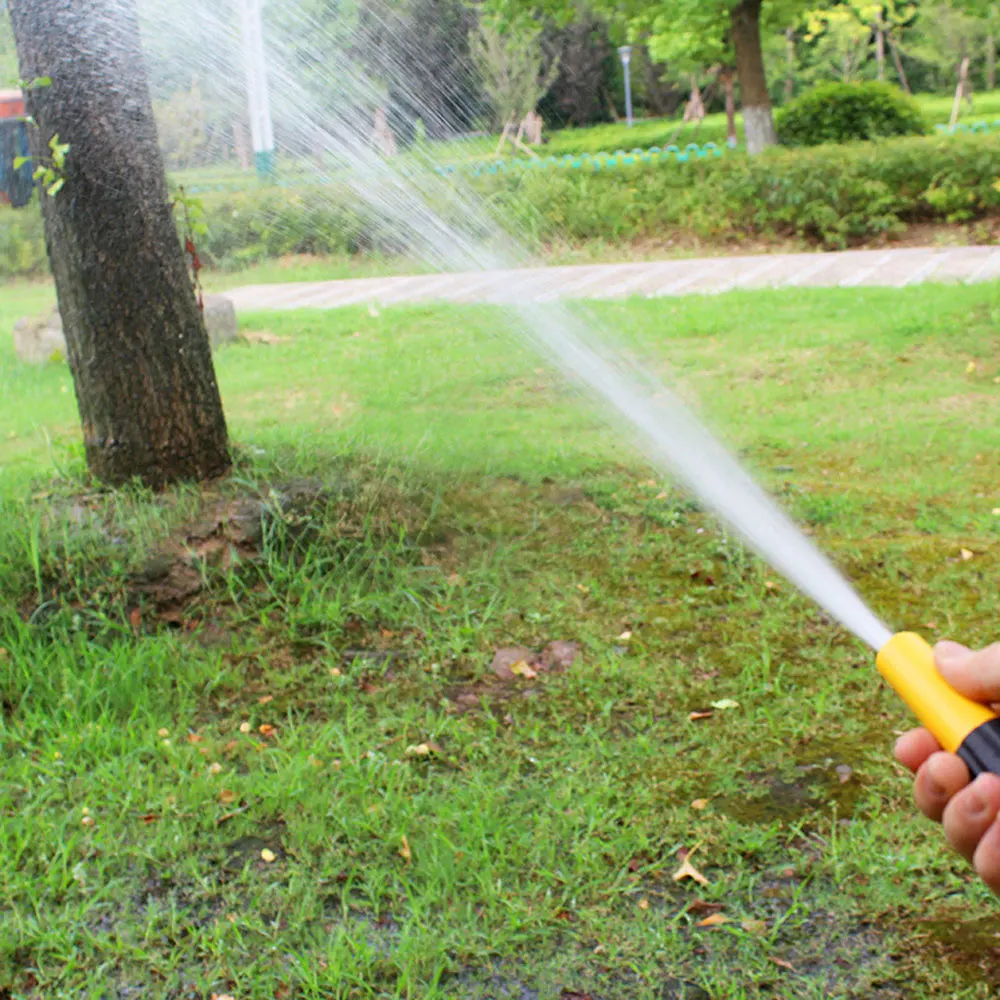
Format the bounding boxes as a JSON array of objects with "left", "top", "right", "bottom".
[{"left": 2, "top": 132, "right": 999, "bottom": 280}]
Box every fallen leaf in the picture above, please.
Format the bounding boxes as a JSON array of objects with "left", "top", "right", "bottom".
[
  {"left": 770, "top": 957, "right": 796, "bottom": 971},
  {"left": 258, "top": 723, "right": 277, "bottom": 737},
  {"left": 967, "top": 361, "right": 977, "bottom": 373},
  {"left": 219, "top": 789, "right": 236, "bottom": 804},
  {"left": 691, "top": 799, "right": 709, "bottom": 811},
  {"left": 406, "top": 743, "right": 434, "bottom": 757},
  {"left": 129, "top": 607, "right": 142, "bottom": 631},
  {"left": 673, "top": 852, "right": 709, "bottom": 886},
  {"left": 741, "top": 919, "right": 768, "bottom": 935},
  {"left": 655, "top": 491, "right": 668, "bottom": 500},
  {"left": 157, "top": 728, "right": 170, "bottom": 738},
  {"left": 187, "top": 732, "right": 203, "bottom": 744},
  {"left": 399, "top": 835, "right": 412, "bottom": 863},
  {"left": 764, "top": 580, "right": 778, "bottom": 590},
  {"left": 638, "top": 898, "right": 650, "bottom": 911},
  {"left": 491, "top": 646, "right": 535, "bottom": 681},
  {"left": 710, "top": 699, "right": 740, "bottom": 711},
  {"left": 835, "top": 764, "right": 853, "bottom": 784},
  {"left": 961, "top": 548, "right": 975, "bottom": 561},
  {"left": 258, "top": 695, "right": 274, "bottom": 705},
  {"left": 81, "top": 816, "right": 95, "bottom": 827},
  {"left": 140, "top": 813, "right": 159, "bottom": 824},
  {"left": 576, "top": 583, "right": 590, "bottom": 594},
  {"left": 686, "top": 899, "right": 724, "bottom": 915},
  {"left": 260, "top": 848, "right": 276, "bottom": 863},
  {"left": 696, "top": 913, "right": 729, "bottom": 927},
  {"left": 510, "top": 660, "right": 538, "bottom": 679},
  {"left": 209, "top": 762, "right": 223, "bottom": 775},
  {"left": 329, "top": 667, "right": 342, "bottom": 677},
  {"left": 239, "top": 721, "right": 252, "bottom": 734},
  {"left": 618, "top": 630, "right": 633, "bottom": 642},
  {"left": 223, "top": 740, "right": 239, "bottom": 754},
  {"left": 689, "top": 710, "right": 714, "bottom": 721}
]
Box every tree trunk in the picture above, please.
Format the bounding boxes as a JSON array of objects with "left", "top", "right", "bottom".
[
  {"left": 731, "top": 0, "right": 777, "bottom": 154},
  {"left": 9, "top": 0, "right": 229, "bottom": 488},
  {"left": 888, "top": 35, "right": 911, "bottom": 94},
  {"left": 785, "top": 27, "right": 795, "bottom": 103},
  {"left": 988, "top": 34, "right": 996, "bottom": 92},
  {"left": 720, "top": 68, "right": 738, "bottom": 147},
  {"left": 874, "top": 24, "right": 885, "bottom": 81},
  {"left": 951, "top": 56, "right": 970, "bottom": 128}
]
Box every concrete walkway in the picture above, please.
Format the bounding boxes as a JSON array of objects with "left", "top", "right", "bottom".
[{"left": 225, "top": 246, "right": 1000, "bottom": 313}]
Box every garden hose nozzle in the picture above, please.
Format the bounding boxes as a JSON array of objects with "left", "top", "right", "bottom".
[{"left": 878, "top": 632, "right": 1000, "bottom": 778}]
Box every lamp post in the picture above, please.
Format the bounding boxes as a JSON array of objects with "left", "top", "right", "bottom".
[
  {"left": 618, "top": 45, "right": 634, "bottom": 128},
  {"left": 239, "top": 0, "right": 276, "bottom": 180}
]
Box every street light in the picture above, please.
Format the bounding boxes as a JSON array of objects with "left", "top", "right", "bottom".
[
  {"left": 239, "top": 0, "right": 276, "bottom": 180},
  {"left": 618, "top": 45, "right": 634, "bottom": 128}
]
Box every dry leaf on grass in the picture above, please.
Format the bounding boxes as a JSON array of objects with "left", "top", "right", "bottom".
[
  {"left": 260, "top": 848, "right": 276, "bottom": 863},
  {"left": 219, "top": 789, "right": 236, "bottom": 804},
  {"left": 770, "top": 957, "right": 795, "bottom": 971},
  {"left": 239, "top": 721, "right": 252, "bottom": 734},
  {"left": 696, "top": 913, "right": 729, "bottom": 928},
  {"left": 258, "top": 724, "right": 277, "bottom": 737},
  {"left": 510, "top": 660, "right": 538, "bottom": 679},
  {"left": 691, "top": 799, "right": 709, "bottom": 810},
  {"left": 258, "top": 695, "right": 274, "bottom": 705},
  {"left": 637, "top": 898, "right": 649, "bottom": 911},
  {"left": 688, "top": 710, "right": 714, "bottom": 722},
  {"left": 399, "top": 835, "right": 412, "bottom": 863},
  {"left": 741, "top": 919, "right": 768, "bottom": 935},
  {"left": 961, "top": 548, "right": 975, "bottom": 561},
  {"left": 672, "top": 848, "right": 709, "bottom": 886},
  {"left": 157, "top": 728, "right": 169, "bottom": 738},
  {"left": 710, "top": 699, "right": 739, "bottom": 711}
]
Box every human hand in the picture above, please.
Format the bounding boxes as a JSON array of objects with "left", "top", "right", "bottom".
[{"left": 895, "top": 641, "right": 1000, "bottom": 894}]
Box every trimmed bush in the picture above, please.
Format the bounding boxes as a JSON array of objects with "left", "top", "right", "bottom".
[
  {"left": 777, "top": 82, "right": 927, "bottom": 147},
  {"left": 2, "top": 132, "right": 999, "bottom": 278}
]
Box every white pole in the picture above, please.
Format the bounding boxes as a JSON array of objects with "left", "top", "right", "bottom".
[{"left": 240, "top": 0, "right": 275, "bottom": 178}]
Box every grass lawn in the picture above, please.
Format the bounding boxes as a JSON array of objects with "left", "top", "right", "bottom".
[{"left": 1, "top": 279, "right": 999, "bottom": 998}]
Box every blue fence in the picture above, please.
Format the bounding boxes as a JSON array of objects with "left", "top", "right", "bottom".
[
  {"left": 435, "top": 142, "right": 726, "bottom": 177},
  {"left": 935, "top": 120, "right": 1000, "bottom": 134}
]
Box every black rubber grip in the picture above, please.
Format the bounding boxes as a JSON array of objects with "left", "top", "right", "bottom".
[{"left": 957, "top": 718, "right": 1000, "bottom": 778}]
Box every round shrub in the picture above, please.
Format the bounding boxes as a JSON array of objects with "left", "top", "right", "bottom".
[{"left": 777, "top": 82, "right": 927, "bottom": 147}]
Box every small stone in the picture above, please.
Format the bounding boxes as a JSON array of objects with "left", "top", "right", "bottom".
[{"left": 203, "top": 294, "right": 239, "bottom": 349}]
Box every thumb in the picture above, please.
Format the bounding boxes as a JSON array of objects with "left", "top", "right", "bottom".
[{"left": 936, "top": 641, "right": 1000, "bottom": 703}]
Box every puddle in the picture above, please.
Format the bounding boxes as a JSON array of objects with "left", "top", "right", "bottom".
[{"left": 914, "top": 915, "right": 1000, "bottom": 988}]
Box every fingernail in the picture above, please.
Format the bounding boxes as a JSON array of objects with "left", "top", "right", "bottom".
[{"left": 935, "top": 641, "right": 973, "bottom": 669}]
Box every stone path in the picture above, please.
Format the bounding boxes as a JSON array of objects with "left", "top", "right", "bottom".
[{"left": 225, "top": 246, "right": 1000, "bottom": 313}]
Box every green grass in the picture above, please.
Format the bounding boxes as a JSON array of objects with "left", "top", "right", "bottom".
[{"left": 1, "top": 280, "right": 1000, "bottom": 997}]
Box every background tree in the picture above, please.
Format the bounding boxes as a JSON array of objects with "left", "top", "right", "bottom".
[
  {"left": 8, "top": 0, "right": 230, "bottom": 487},
  {"left": 470, "top": 13, "right": 560, "bottom": 132}
]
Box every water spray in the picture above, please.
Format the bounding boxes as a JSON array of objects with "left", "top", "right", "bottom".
[{"left": 136, "top": 0, "right": 997, "bottom": 776}]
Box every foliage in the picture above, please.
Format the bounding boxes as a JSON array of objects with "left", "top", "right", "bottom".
[
  {"left": 469, "top": 13, "right": 560, "bottom": 128},
  {"left": 776, "top": 80, "right": 926, "bottom": 145}
]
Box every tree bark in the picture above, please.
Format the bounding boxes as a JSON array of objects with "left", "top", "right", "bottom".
[
  {"left": 9, "top": 0, "right": 230, "bottom": 488},
  {"left": 731, "top": 0, "right": 777, "bottom": 154},
  {"left": 874, "top": 24, "right": 885, "bottom": 81},
  {"left": 951, "top": 56, "right": 970, "bottom": 128},
  {"left": 785, "top": 27, "right": 795, "bottom": 103},
  {"left": 888, "top": 35, "right": 911, "bottom": 94},
  {"left": 720, "top": 68, "right": 738, "bottom": 147}
]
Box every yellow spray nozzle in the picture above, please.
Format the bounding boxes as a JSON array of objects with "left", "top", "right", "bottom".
[{"left": 877, "top": 632, "right": 1000, "bottom": 776}]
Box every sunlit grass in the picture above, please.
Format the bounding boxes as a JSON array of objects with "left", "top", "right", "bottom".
[{"left": 0, "top": 280, "right": 998, "bottom": 997}]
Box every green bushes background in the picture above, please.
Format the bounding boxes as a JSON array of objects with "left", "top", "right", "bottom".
[{"left": 2, "top": 132, "right": 998, "bottom": 280}]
